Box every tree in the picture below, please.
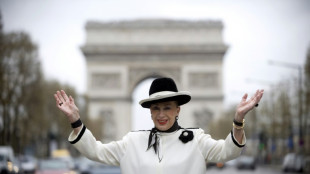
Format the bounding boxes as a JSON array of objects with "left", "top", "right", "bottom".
[
  {"left": 0, "top": 29, "right": 42, "bottom": 149},
  {"left": 304, "top": 46, "right": 310, "bottom": 154},
  {"left": 0, "top": 14, "right": 83, "bottom": 156}
]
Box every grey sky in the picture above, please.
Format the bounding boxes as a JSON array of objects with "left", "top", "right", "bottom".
[{"left": 1, "top": 0, "right": 310, "bottom": 108}]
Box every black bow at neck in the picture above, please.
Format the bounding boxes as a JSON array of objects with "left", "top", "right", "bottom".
[{"left": 147, "top": 121, "right": 181, "bottom": 162}]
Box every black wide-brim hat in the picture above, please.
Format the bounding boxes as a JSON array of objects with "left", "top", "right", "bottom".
[{"left": 139, "top": 77, "right": 191, "bottom": 108}]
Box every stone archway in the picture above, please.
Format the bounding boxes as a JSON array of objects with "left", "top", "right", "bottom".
[{"left": 81, "top": 19, "right": 227, "bottom": 141}]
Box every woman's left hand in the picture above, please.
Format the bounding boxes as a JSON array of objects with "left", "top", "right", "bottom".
[{"left": 235, "top": 89, "right": 264, "bottom": 121}]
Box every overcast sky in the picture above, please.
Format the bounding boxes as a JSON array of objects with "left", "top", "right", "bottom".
[{"left": 1, "top": 0, "right": 310, "bottom": 129}]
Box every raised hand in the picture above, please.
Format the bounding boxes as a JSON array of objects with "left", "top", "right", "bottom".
[
  {"left": 235, "top": 89, "right": 264, "bottom": 121},
  {"left": 54, "top": 90, "right": 80, "bottom": 123}
]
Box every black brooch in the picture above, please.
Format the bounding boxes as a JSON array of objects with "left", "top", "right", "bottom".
[{"left": 179, "top": 130, "right": 194, "bottom": 143}]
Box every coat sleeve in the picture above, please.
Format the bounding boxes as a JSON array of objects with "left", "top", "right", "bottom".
[
  {"left": 68, "top": 125, "right": 128, "bottom": 166},
  {"left": 196, "top": 128, "right": 246, "bottom": 163}
]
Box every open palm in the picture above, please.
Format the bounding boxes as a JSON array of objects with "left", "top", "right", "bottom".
[
  {"left": 235, "top": 89, "right": 264, "bottom": 119},
  {"left": 54, "top": 90, "right": 80, "bottom": 122}
]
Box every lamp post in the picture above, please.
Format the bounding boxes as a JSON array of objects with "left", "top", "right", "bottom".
[
  {"left": 269, "top": 60, "right": 304, "bottom": 152},
  {"left": 246, "top": 78, "right": 277, "bottom": 162}
]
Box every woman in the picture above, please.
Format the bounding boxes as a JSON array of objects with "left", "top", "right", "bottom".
[{"left": 54, "top": 77, "right": 264, "bottom": 174}]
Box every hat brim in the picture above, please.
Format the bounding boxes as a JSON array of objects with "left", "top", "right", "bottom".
[{"left": 139, "top": 91, "right": 191, "bottom": 108}]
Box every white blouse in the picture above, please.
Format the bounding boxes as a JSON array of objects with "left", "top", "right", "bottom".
[{"left": 68, "top": 125, "right": 245, "bottom": 174}]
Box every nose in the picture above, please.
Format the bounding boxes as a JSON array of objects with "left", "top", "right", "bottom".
[{"left": 158, "top": 109, "right": 165, "bottom": 117}]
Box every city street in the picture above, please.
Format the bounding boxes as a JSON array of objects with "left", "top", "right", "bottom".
[
  {"left": 1, "top": 1, "right": 310, "bottom": 174},
  {"left": 206, "top": 165, "right": 300, "bottom": 174}
]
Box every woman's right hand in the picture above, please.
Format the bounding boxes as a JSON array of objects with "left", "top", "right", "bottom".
[{"left": 54, "top": 90, "right": 80, "bottom": 123}]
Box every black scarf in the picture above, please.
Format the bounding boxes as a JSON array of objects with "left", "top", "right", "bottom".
[{"left": 147, "top": 121, "right": 181, "bottom": 162}]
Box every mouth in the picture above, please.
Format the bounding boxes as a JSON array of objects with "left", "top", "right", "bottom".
[{"left": 158, "top": 119, "right": 168, "bottom": 125}]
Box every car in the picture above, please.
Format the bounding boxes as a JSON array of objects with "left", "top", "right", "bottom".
[
  {"left": 225, "top": 158, "right": 238, "bottom": 168},
  {"left": 52, "top": 149, "right": 74, "bottom": 169},
  {"left": 0, "top": 155, "right": 21, "bottom": 174},
  {"left": 206, "top": 162, "right": 225, "bottom": 169},
  {"left": 87, "top": 163, "right": 121, "bottom": 174},
  {"left": 74, "top": 157, "right": 94, "bottom": 174},
  {"left": 236, "top": 155, "right": 256, "bottom": 170},
  {"left": 19, "top": 155, "right": 37, "bottom": 174},
  {"left": 282, "top": 153, "right": 306, "bottom": 173},
  {"left": 0, "top": 146, "right": 20, "bottom": 174},
  {"left": 74, "top": 159, "right": 121, "bottom": 174},
  {"left": 0, "top": 154, "right": 10, "bottom": 174},
  {"left": 35, "top": 159, "right": 77, "bottom": 174}
]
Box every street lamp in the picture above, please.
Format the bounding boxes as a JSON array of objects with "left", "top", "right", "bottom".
[
  {"left": 246, "top": 78, "right": 278, "bottom": 159},
  {"left": 268, "top": 60, "right": 304, "bottom": 152}
]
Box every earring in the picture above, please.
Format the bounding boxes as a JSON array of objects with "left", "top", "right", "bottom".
[{"left": 176, "top": 116, "right": 179, "bottom": 120}]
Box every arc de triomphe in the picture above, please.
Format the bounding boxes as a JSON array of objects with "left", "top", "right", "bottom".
[{"left": 81, "top": 19, "right": 227, "bottom": 142}]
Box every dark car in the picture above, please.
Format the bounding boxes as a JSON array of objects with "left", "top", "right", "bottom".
[
  {"left": 0, "top": 154, "right": 20, "bottom": 174},
  {"left": 0, "top": 146, "right": 21, "bottom": 174},
  {"left": 236, "top": 155, "right": 256, "bottom": 170},
  {"left": 206, "top": 162, "right": 224, "bottom": 169},
  {"left": 0, "top": 154, "right": 9, "bottom": 174}
]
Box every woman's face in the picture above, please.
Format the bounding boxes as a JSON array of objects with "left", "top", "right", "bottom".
[{"left": 150, "top": 101, "right": 180, "bottom": 131}]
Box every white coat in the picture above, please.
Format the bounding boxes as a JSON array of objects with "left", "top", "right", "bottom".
[{"left": 68, "top": 125, "right": 245, "bottom": 174}]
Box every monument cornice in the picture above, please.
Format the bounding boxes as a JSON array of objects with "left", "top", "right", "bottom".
[
  {"left": 86, "top": 19, "right": 223, "bottom": 30},
  {"left": 81, "top": 44, "right": 228, "bottom": 57},
  {"left": 191, "top": 95, "right": 224, "bottom": 101},
  {"left": 88, "top": 96, "right": 132, "bottom": 102}
]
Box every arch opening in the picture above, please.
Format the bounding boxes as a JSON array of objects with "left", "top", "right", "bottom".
[{"left": 131, "top": 78, "right": 155, "bottom": 131}]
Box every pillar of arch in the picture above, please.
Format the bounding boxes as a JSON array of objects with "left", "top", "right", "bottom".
[{"left": 81, "top": 19, "right": 227, "bottom": 141}]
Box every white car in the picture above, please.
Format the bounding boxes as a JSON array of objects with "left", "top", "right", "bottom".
[
  {"left": 282, "top": 153, "right": 305, "bottom": 173},
  {"left": 19, "top": 156, "right": 37, "bottom": 174}
]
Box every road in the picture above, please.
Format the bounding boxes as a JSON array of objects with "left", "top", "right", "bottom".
[{"left": 206, "top": 165, "right": 301, "bottom": 174}]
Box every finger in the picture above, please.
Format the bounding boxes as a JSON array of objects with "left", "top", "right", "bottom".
[
  {"left": 61, "top": 90, "right": 69, "bottom": 102},
  {"left": 256, "top": 89, "right": 264, "bottom": 102},
  {"left": 241, "top": 93, "right": 248, "bottom": 102},
  {"left": 54, "top": 92, "right": 59, "bottom": 101},
  {"left": 54, "top": 93, "right": 62, "bottom": 108},
  {"left": 260, "top": 89, "right": 264, "bottom": 96},
  {"left": 57, "top": 90, "right": 65, "bottom": 103},
  {"left": 69, "top": 95, "right": 74, "bottom": 104},
  {"left": 54, "top": 94, "right": 60, "bottom": 105},
  {"left": 250, "top": 90, "right": 259, "bottom": 101},
  {"left": 252, "top": 89, "right": 264, "bottom": 106}
]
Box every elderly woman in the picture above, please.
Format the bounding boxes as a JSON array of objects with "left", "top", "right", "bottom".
[{"left": 54, "top": 77, "right": 264, "bottom": 174}]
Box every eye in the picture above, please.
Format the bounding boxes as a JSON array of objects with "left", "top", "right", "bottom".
[
  {"left": 151, "top": 106, "right": 160, "bottom": 110},
  {"left": 164, "top": 107, "right": 171, "bottom": 110}
]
